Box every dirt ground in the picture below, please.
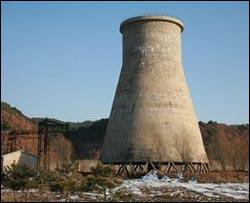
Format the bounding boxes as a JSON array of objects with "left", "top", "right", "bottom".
[
  {"left": 1, "top": 171, "right": 249, "bottom": 202},
  {"left": 168, "top": 171, "right": 249, "bottom": 183}
]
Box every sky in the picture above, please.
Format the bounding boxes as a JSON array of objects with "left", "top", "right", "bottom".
[{"left": 1, "top": 1, "right": 249, "bottom": 124}]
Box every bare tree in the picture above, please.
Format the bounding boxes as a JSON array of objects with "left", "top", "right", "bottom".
[
  {"left": 50, "top": 134, "right": 73, "bottom": 172},
  {"left": 207, "top": 129, "right": 229, "bottom": 171},
  {"left": 230, "top": 134, "right": 249, "bottom": 171}
]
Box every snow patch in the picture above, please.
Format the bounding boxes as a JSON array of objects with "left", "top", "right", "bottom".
[
  {"left": 81, "top": 192, "right": 103, "bottom": 199},
  {"left": 113, "top": 170, "right": 249, "bottom": 200},
  {"left": 70, "top": 194, "right": 80, "bottom": 201}
]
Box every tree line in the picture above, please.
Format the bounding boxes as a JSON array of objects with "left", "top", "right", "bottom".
[{"left": 200, "top": 121, "right": 249, "bottom": 171}]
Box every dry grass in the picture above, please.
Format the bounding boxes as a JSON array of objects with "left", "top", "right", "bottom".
[{"left": 196, "top": 171, "right": 249, "bottom": 183}]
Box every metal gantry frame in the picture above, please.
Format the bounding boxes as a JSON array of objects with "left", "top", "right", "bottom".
[
  {"left": 37, "top": 118, "right": 69, "bottom": 171},
  {"left": 7, "top": 130, "right": 37, "bottom": 153},
  {"left": 6, "top": 119, "right": 69, "bottom": 171}
]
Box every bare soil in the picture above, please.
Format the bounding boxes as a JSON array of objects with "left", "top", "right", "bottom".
[{"left": 1, "top": 171, "right": 249, "bottom": 202}]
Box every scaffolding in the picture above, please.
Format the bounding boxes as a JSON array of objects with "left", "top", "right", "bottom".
[
  {"left": 37, "top": 118, "right": 69, "bottom": 171},
  {"left": 7, "top": 130, "right": 37, "bottom": 153}
]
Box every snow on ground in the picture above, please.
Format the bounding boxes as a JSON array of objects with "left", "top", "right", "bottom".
[
  {"left": 112, "top": 170, "right": 249, "bottom": 200},
  {"left": 69, "top": 194, "right": 80, "bottom": 201}
]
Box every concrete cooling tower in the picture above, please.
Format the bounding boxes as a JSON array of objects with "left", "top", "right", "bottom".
[{"left": 101, "top": 15, "right": 209, "bottom": 176}]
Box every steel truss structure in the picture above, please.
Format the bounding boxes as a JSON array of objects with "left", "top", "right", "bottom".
[
  {"left": 7, "top": 130, "right": 37, "bottom": 153},
  {"left": 37, "top": 118, "right": 69, "bottom": 171},
  {"left": 116, "top": 162, "right": 209, "bottom": 178}
]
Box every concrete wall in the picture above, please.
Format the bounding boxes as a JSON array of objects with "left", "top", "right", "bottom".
[
  {"left": 101, "top": 16, "right": 208, "bottom": 164},
  {"left": 2, "top": 150, "right": 37, "bottom": 171}
]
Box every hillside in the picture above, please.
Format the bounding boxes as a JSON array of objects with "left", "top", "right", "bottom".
[
  {"left": 1, "top": 101, "right": 249, "bottom": 170},
  {"left": 32, "top": 117, "right": 94, "bottom": 129},
  {"left": 1, "top": 102, "right": 37, "bottom": 154},
  {"left": 1, "top": 102, "right": 36, "bottom": 131}
]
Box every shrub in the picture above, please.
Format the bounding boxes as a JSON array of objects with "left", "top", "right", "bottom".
[
  {"left": 80, "top": 175, "right": 117, "bottom": 192},
  {"left": 49, "top": 182, "right": 64, "bottom": 192},
  {"left": 3, "top": 163, "right": 37, "bottom": 202},
  {"left": 91, "top": 162, "right": 114, "bottom": 177}
]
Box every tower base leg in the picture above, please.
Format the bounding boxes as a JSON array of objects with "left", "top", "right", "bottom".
[{"left": 116, "top": 162, "right": 209, "bottom": 178}]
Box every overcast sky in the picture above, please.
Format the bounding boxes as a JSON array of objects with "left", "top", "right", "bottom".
[{"left": 1, "top": 1, "right": 249, "bottom": 124}]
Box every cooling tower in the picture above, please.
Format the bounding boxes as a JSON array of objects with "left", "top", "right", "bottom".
[{"left": 101, "top": 16, "right": 209, "bottom": 174}]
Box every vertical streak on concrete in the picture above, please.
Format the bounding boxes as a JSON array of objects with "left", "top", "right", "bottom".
[{"left": 101, "top": 16, "right": 208, "bottom": 164}]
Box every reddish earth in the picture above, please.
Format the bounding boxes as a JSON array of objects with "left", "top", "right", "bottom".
[
  {"left": 196, "top": 171, "right": 249, "bottom": 183},
  {"left": 1, "top": 103, "right": 37, "bottom": 155},
  {"left": 154, "top": 171, "right": 249, "bottom": 183},
  {"left": 1, "top": 110, "right": 36, "bottom": 131},
  {"left": 1, "top": 133, "right": 38, "bottom": 155}
]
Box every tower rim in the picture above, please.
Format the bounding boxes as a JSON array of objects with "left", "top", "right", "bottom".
[{"left": 120, "top": 15, "right": 184, "bottom": 33}]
